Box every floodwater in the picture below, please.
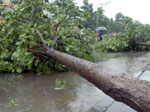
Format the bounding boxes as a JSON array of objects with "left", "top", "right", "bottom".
[
  {"left": 93, "top": 51, "right": 150, "bottom": 75},
  {"left": 0, "top": 51, "right": 150, "bottom": 112}
]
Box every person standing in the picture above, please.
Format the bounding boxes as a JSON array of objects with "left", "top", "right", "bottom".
[{"left": 98, "top": 31, "right": 103, "bottom": 41}]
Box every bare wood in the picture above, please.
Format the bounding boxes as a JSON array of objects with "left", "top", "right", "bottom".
[
  {"left": 34, "top": 27, "right": 46, "bottom": 46},
  {"left": 44, "top": 49, "right": 150, "bottom": 112}
]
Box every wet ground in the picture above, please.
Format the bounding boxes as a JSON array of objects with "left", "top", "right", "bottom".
[
  {"left": 0, "top": 51, "right": 150, "bottom": 112},
  {"left": 0, "top": 73, "right": 104, "bottom": 112},
  {"left": 89, "top": 51, "right": 150, "bottom": 112}
]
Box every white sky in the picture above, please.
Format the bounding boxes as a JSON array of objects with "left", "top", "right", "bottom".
[{"left": 74, "top": 0, "right": 150, "bottom": 24}]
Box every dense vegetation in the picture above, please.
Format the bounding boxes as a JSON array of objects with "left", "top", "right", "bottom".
[
  {"left": 94, "top": 17, "right": 150, "bottom": 52},
  {"left": 0, "top": 0, "right": 150, "bottom": 74},
  {"left": 0, "top": 0, "right": 95, "bottom": 74},
  {"left": 80, "top": 0, "right": 125, "bottom": 32},
  {"left": 80, "top": 0, "right": 150, "bottom": 52}
]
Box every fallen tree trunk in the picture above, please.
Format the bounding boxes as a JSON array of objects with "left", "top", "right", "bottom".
[
  {"left": 136, "top": 42, "right": 150, "bottom": 46},
  {"left": 44, "top": 48, "right": 150, "bottom": 112},
  {"left": 2, "top": 1, "right": 150, "bottom": 111}
]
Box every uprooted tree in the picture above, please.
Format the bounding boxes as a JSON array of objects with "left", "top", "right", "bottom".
[
  {"left": 1, "top": 0, "right": 150, "bottom": 112},
  {"left": 0, "top": 0, "right": 95, "bottom": 73}
]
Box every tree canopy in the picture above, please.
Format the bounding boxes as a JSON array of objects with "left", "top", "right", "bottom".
[
  {"left": 0, "top": 0, "right": 95, "bottom": 74},
  {"left": 0, "top": 0, "right": 150, "bottom": 74}
]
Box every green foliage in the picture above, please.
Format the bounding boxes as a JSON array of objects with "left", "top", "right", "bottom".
[
  {"left": 123, "top": 17, "right": 150, "bottom": 50},
  {"left": 94, "top": 17, "right": 150, "bottom": 52},
  {"left": 55, "top": 79, "right": 66, "bottom": 90},
  {"left": 10, "top": 99, "right": 19, "bottom": 107},
  {"left": 0, "top": 0, "right": 94, "bottom": 74},
  {"left": 80, "top": 0, "right": 95, "bottom": 29},
  {"left": 94, "top": 33, "right": 128, "bottom": 52},
  {"left": 80, "top": 1, "right": 109, "bottom": 31},
  {"left": 80, "top": 1, "right": 125, "bottom": 32},
  {"left": 115, "top": 12, "right": 125, "bottom": 23}
]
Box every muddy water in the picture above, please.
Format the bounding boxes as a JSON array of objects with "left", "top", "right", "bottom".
[
  {"left": 0, "top": 52, "right": 150, "bottom": 112},
  {"left": 0, "top": 73, "right": 104, "bottom": 112},
  {"left": 93, "top": 51, "right": 150, "bottom": 75}
]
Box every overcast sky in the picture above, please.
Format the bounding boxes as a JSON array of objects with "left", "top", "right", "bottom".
[{"left": 74, "top": 0, "right": 150, "bottom": 24}]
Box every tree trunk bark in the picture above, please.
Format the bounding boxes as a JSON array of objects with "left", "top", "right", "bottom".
[
  {"left": 44, "top": 48, "right": 150, "bottom": 112},
  {"left": 136, "top": 42, "right": 150, "bottom": 46}
]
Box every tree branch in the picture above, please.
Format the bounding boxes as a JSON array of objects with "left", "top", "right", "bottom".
[
  {"left": 137, "top": 62, "right": 150, "bottom": 78},
  {"left": 51, "top": 16, "right": 67, "bottom": 49},
  {"left": 34, "top": 27, "right": 48, "bottom": 50},
  {"left": 32, "top": 3, "right": 38, "bottom": 22}
]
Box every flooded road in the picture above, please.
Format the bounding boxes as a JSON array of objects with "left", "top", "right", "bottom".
[
  {"left": 0, "top": 73, "right": 104, "bottom": 112},
  {"left": 93, "top": 51, "right": 150, "bottom": 75},
  {"left": 0, "top": 51, "right": 150, "bottom": 112}
]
